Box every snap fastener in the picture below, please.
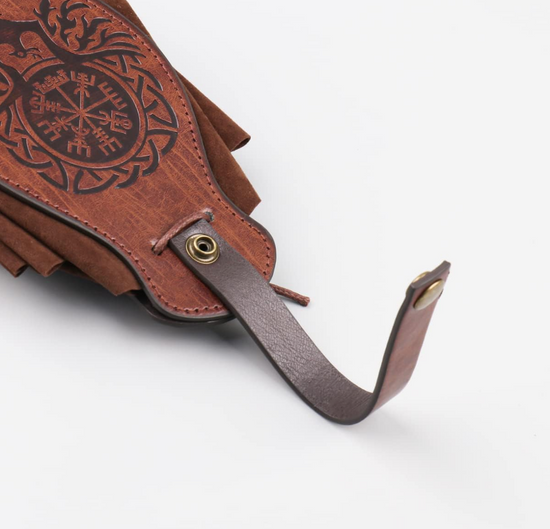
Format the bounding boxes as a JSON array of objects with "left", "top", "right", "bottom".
[
  {"left": 186, "top": 234, "right": 219, "bottom": 265},
  {"left": 414, "top": 279, "right": 445, "bottom": 310},
  {"left": 412, "top": 271, "right": 429, "bottom": 283}
]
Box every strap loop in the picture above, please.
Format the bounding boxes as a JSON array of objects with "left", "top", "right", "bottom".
[
  {"left": 170, "top": 220, "right": 450, "bottom": 424},
  {"left": 152, "top": 209, "right": 213, "bottom": 255}
]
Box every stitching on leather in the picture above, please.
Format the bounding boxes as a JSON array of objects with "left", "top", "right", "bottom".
[
  {"left": 1, "top": 1, "right": 273, "bottom": 315},
  {"left": 0, "top": 176, "right": 223, "bottom": 313},
  {"left": 152, "top": 209, "right": 213, "bottom": 255}
]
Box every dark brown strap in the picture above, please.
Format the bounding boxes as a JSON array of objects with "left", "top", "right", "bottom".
[{"left": 170, "top": 220, "right": 450, "bottom": 424}]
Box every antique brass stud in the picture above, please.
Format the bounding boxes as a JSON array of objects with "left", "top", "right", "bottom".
[
  {"left": 412, "top": 271, "right": 429, "bottom": 284},
  {"left": 414, "top": 279, "right": 445, "bottom": 310},
  {"left": 186, "top": 234, "right": 220, "bottom": 265}
]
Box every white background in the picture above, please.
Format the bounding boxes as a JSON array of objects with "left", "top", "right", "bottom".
[{"left": 1, "top": 0, "right": 549, "bottom": 527}]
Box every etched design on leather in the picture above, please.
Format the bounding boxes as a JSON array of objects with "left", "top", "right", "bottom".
[
  {"left": 0, "top": 0, "right": 178, "bottom": 194},
  {"left": 22, "top": 65, "right": 143, "bottom": 166}
]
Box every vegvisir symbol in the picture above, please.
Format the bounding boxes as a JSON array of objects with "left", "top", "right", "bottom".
[
  {"left": 11, "top": 58, "right": 178, "bottom": 194},
  {"left": 31, "top": 67, "right": 133, "bottom": 161},
  {"left": 0, "top": 0, "right": 179, "bottom": 195}
]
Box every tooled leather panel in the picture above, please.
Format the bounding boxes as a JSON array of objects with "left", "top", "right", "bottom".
[{"left": 0, "top": 0, "right": 275, "bottom": 321}]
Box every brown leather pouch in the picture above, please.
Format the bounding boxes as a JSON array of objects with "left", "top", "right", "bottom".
[{"left": 0, "top": 0, "right": 450, "bottom": 424}]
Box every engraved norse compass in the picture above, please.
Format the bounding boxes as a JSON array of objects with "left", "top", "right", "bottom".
[
  {"left": 0, "top": 0, "right": 179, "bottom": 195},
  {"left": 20, "top": 64, "right": 144, "bottom": 167}
]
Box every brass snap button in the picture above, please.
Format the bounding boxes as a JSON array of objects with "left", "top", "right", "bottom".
[
  {"left": 414, "top": 279, "right": 445, "bottom": 310},
  {"left": 186, "top": 234, "right": 219, "bottom": 265},
  {"left": 412, "top": 271, "right": 429, "bottom": 284}
]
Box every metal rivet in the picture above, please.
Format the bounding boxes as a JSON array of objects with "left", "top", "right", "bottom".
[
  {"left": 414, "top": 279, "right": 445, "bottom": 310},
  {"left": 412, "top": 271, "right": 429, "bottom": 284},
  {"left": 186, "top": 234, "right": 219, "bottom": 265}
]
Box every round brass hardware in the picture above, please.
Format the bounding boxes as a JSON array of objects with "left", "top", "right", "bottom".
[
  {"left": 186, "top": 234, "right": 220, "bottom": 265},
  {"left": 414, "top": 279, "right": 445, "bottom": 311},
  {"left": 412, "top": 271, "right": 429, "bottom": 284}
]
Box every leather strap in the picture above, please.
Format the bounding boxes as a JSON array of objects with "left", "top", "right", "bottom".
[{"left": 170, "top": 220, "right": 450, "bottom": 424}]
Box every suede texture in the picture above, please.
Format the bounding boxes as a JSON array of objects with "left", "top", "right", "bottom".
[{"left": 0, "top": 0, "right": 260, "bottom": 295}]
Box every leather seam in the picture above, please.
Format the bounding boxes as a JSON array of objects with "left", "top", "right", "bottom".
[
  {"left": 0, "top": 176, "right": 223, "bottom": 314},
  {"left": 86, "top": 0, "right": 273, "bottom": 301},
  {"left": 1, "top": 1, "right": 273, "bottom": 316}
]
